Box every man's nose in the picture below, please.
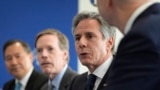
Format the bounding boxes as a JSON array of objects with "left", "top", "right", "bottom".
[
  {"left": 41, "top": 50, "right": 48, "bottom": 59},
  {"left": 79, "top": 37, "right": 87, "bottom": 48},
  {"left": 11, "top": 57, "right": 18, "bottom": 65}
]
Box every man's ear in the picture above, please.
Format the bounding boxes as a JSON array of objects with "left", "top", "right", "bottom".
[
  {"left": 106, "top": 36, "right": 115, "bottom": 51},
  {"left": 29, "top": 52, "right": 34, "bottom": 62},
  {"left": 63, "top": 50, "right": 68, "bottom": 61},
  {"left": 106, "top": 0, "right": 113, "bottom": 8}
]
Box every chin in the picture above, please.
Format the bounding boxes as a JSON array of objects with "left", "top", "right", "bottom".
[
  {"left": 14, "top": 74, "right": 23, "bottom": 79},
  {"left": 81, "top": 61, "right": 90, "bottom": 66},
  {"left": 43, "top": 68, "right": 53, "bottom": 74},
  {"left": 43, "top": 71, "right": 50, "bottom": 75}
]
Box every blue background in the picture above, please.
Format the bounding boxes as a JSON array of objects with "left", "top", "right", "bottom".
[{"left": 0, "top": 0, "right": 78, "bottom": 88}]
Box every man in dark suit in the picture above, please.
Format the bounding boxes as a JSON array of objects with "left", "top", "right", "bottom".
[
  {"left": 35, "top": 29, "right": 77, "bottom": 90},
  {"left": 97, "top": 0, "right": 160, "bottom": 90},
  {"left": 69, "top": 12, "right": 116, "bottom": 90},
  {"left": 3, "top": 40, "right": 48, "bottom": 90}
]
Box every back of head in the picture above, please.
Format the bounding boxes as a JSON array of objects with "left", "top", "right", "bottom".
[
  {"left": 97, "top": 0, "right": 151, "bottom": 32},
  {"left": 114, "top": 0, "right": 150, "bottom": 5}
]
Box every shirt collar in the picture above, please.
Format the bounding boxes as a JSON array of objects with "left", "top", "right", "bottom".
[
  {"left": 124, "top": 1, "right": 159, "bottom": 34},
  {"left": 15, "top": 67, "right": 33, "bottom": 88},
  {"left": 51, "top": 64, "right": 68, "bottom": 90},
  {"left": 88, "top": 56, "right": 113, "bottom": 79}
]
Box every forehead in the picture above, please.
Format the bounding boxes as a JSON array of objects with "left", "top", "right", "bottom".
[
  {"left": 5, "top": 43, "right": 26, "bottom": 55},
  {"left": 36, "top": 34, "right": 59, "bottom": 47},
  {"left": 74, "top": 19, "right": 101, "bottom": 35}
]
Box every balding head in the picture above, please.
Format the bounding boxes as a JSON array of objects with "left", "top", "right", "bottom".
[{"left": 97, "top": 0, "right": 151, "bottom": 32}]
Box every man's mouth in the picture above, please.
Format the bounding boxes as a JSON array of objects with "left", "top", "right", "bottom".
[{"left": 41, "top": 62, "right": 51, "bottom": 66}]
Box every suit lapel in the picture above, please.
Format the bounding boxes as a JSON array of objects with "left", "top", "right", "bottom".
[
  {"left": 59, "top": 67, "right": 74, "bottom": 90},
  {"left": 25, "top": 69, "right": 37, "bottom": 90},
  {"left": 96, "top": 70, "right": 109, "bottom": 90},
  {"left": 96, "top": 58, "right": 114, "bottom": 90},
  {"left": 8, "top": 80, "right": 15, "bottom": 90},
  {"left": 83, "top": 73, "right": 88, "bottom": 90},
  {"left": 40, "top": 82, "right": 48, "bottom": 90},
  {"left": 77, "top": 72, "right": 88, "bottom": 90},
  {"left": 40, "top": 81, "right": 53, "bottom": 90}
]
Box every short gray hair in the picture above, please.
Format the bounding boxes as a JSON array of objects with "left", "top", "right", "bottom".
[
  {"left": 72, "top": 11, "right": 116, "bottom": 39},
  {"left": 35, "top": 28, "right": 70, "bottom": 61}
]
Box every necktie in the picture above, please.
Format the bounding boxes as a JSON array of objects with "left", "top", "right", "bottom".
[
  {"left": 52, "top": 84, "right": 55, "bottom": 90},
  {"left": 48, "top": 80, "right": 55, "bottom": 90},
  {"left": 86, "top": 74, "right": 97, "bottom": 90},
  {"left": 15, "top": 82, "right": 22, "bottom": 90}
]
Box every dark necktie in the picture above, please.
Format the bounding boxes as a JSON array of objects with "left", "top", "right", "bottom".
[
  {"left": 86, "top": 74, "right": 97, "bottom": 90},
  {"left": 52, "top": 84, "right": 55, "bottom": 90}
]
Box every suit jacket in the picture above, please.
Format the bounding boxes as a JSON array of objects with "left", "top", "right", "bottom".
[
  {"left": 69, "top": 65, "right": 111, "bottom": 90},
  {"left": 105, "top": 3, "right": 160, "bottom": 90},
  {"left": 3, "top": 69, "right": 48, "bottom": 90},
  {"left": 41, "top": 67, "right": 78, "bottom": 90}
]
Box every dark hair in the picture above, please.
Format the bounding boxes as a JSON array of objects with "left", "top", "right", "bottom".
[{"left": 3, "top": 39, "right": 31, "bottom": 56}]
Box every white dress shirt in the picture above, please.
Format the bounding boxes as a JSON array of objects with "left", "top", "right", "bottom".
[
  {"left": 15, "top": 67, "right": 33, "bottom": 90},
  {"left": 88, "top": 56, "right": 113, "bottom": 90}
]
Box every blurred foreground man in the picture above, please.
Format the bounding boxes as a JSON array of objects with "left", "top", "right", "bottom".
[{"left": 97, "top": 0, "right": 160, "bottom": 90}]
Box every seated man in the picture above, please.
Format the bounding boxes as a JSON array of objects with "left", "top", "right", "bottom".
[
  {"left": 69, "top": 11, "right": 116, "bottom": 90},
  {"left": 3, "top": 39, "right": 48, "bottom": 90},
  {"left": 35, "top": 29, "right": 78, "bottom": 90}
]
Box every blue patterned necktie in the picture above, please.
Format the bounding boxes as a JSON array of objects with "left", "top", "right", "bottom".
[
  {"left": 86, "top": 74, "right": 97, "bottom": 90},
  {"left": 15, "top": 82, "right": 22, "bottom": 90}
]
